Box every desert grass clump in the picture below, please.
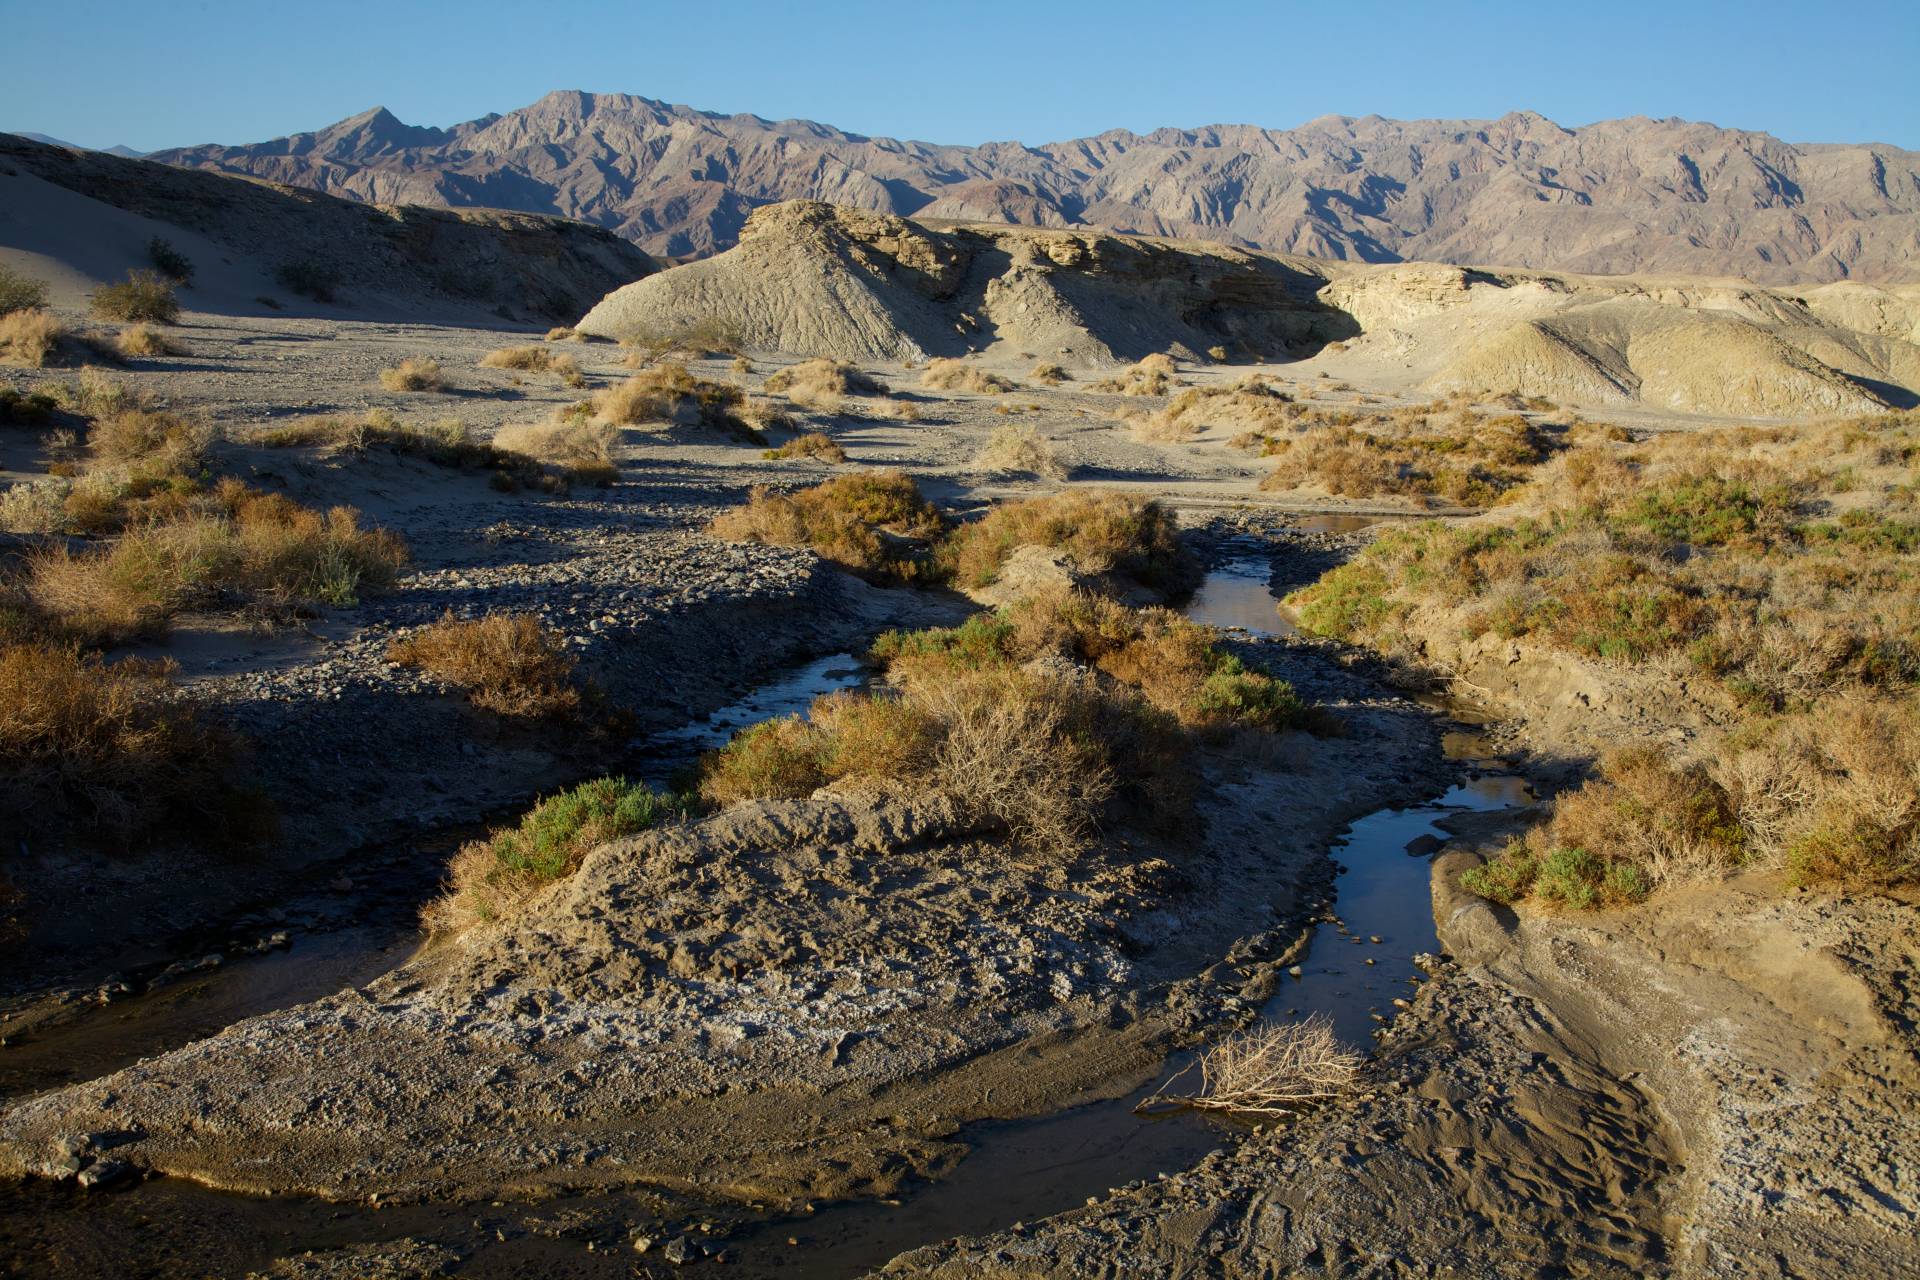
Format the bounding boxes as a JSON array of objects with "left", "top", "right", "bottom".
[
  {"left": 921, "top": 358, "right": 1013, "bottom": 395},
  {"left": 1095, "top": 353, "right": 1183, "bottom": 397},
  {"left": 492, "top": 419, "right": 620, "bottom": 486},
  {"left": 1028, "top": 362, "right": 1069, "bottom": 386},
  {"left": 974, "top": 423, "right": 1067, "bottom": 479},
  {"left": 764, "top": 358, "right": 882, "bottom": 412},
  {"left": 0, "top": 641, "right": 264, "bottom": 846},
  {"left": 0, "top": 309, "right": 67, "bottom": 368},
  {"left": 1143, "top": 1016, "right": 1361, "bottom": 1116},
  {"left": 116, "top": 323, "right": 186, "bottom": 359},
  {"left": 387, "top": 612, "right": 585, "bottom": 720},
  {"left": 544, "top": 326, "right": 580, "bottom": 342},
  {"left": 256, "top": 412, "right": 561, "bottom": 492},
  {"left": 27, "top": 487, "right": 407, "bottom": 644},
  {"left": 948, "top": 489, "right": 1200, "bottom": 597},
  {"left": 0, "top": 266, "right": 50, "bottom": 316},
  {"left": 91, "top": 270, "right": 180, "bottom": 324},
  {"left": 378, "top": 356, "right": 446, "bottom": 394},
  {"left": 425, "top": 777, "right": 687, "bottom": 931},
  {"left": 710, "top": 470, "right": 948, "bottom": 583},
  {"left": 619, "top": 318, "right": 746, "bottom": 362},
  {"left": 479, "top": 346, "right": 584, "bottom": 386},
  {"left": 763, "top": 431, "right": 848, "bottom": 464}
]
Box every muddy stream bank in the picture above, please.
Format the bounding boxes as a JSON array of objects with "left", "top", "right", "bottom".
[{"left": 0, "top": 534, "right": 1541, "bottom": 1279}]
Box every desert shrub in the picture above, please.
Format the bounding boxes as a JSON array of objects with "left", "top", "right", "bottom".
[
  {"left": 544, "top": 327, "right": 579, "bottom": 342},
  {"left": 115, "top": 323, "right": 186, "bottom": 359},
  {"left": 1144, "top": 1015, "right": 1360, "bottom": 1116},
  {"left": 492, "top": 420, "right": 620, "bottom": 486},
  {"left": 27, "top": 488, "right": 405, "bottom": 644},
  {"left": 1095, "top": 353, "right": 1182, "bottom": 397},
  {"left": 0, "top": 309, "right": 66, "bottom": 368},
  {"left": 0, "top": 388, "right": 57, "bottom": 426},
  {"left": 425, "top": 777, "right": 686, "bottom": 931},
  {"left": 91, "top": 270, "right": 179, "bottom": 324},
  {"left": 1028, "top": 362, "right": 1068, "bottom": 386},
  {"left": 1207, "top": 345, "right": 1231, "bottom": 362},
  {"left": 921, "top": 358, "right": 1013, "bottom": 394},
  {"left": 697, "top": 691, "right": 940, "bottom": 808},
  {"left": 88, "top": 407, "right": 212, "bottom": 473},
  {"left": 378, "top": 356, "right": 446, "bottom": 393},
  {"left": 974, "top": 423, "right": 1066, "bottom": 479},
  {"left": 594, "top": 362, "right": 749, "bottom": 435},
  {"left": 276, "top": 260, "right": 338, "bottom": 302},
  {"left": 948, "top": 489, "right": 1200, "bottom": 596},
  {"left": 480, "top": 346, "right": 584, "bottom": 386},
  {"left": 763, "top": 431, "right": 847, "bottom": 463},
  {"left": 146, "top": 237, "right": 193, "bottom": 285},
  {"left": 876, "top": 593, "right": 1312, "bottom": 734},
  {"left": 710, "top": 470, "right": 947, "bottom": 583},
  {"left": 1259, "top": 411, "right": 1555, "bottom": 507},
  {"left": 387, "top": 612, "right": 584, "bottom": 719},
  {"left": 0, "top": 641, "right": 268, "bottom": 845},
  {"left": 764, "top": 358, "right": 882, "bottom": 411},
  {"left": 0, "top": 266, "right": 50, "bottom": 316},
  {"left": 619, "top": 318, "right": 746, "bottom": 361},
  {"left": 257, "top": 412, "right": 563, "bottom": 492}
]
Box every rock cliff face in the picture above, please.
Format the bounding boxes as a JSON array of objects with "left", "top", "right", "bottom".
[{"left": 153, "top": 92, "right": 1920, "bottom": 282}]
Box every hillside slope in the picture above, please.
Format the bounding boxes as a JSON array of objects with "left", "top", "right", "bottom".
[{"left": 1, "top": 133, "right": 654, "bottom": 322}]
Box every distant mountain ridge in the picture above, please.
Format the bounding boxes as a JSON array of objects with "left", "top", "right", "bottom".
[{"left": 150, "top": 90, "right": 1920, "bottom": 282}]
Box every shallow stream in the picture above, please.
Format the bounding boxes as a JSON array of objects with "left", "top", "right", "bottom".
[{"left": 0, "top": 545, "right": 1534, "bottom": 1278}]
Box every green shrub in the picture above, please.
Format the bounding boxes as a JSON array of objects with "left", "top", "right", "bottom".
[
  {"left": 277, "top": 260, "right": 338, "bottom": 302},
  {"left": 0, "top": 266, "right": 50, "bottom": 316},
  {"left": 91, "top": 270, "right": 180, "bottom": 323},
  {"left": 425, "top": 778, "right": 688, "bottom": 930},
  {"left": 146, "top": 237, "right": 194, "bottom": 285}
]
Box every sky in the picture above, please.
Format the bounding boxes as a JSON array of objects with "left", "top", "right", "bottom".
[{"left": 4, "top": 0, "right": 1917, "bottom": 152}]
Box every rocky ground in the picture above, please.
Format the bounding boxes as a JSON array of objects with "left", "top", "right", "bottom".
[{"left": 3, "top": 297, "right": 1915, "bottom": 1280}]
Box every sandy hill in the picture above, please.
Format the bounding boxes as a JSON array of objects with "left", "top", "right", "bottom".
[
  {"left": 578, "top": 201, "right": 1350, "bottom": 363},
  {"left": 0, "top": 133, "right": 654, "bottom": 322},
  {"left": 580, "top": 200, "right": 1920, "bottom": 419},
  {"left": 151, "top": 92, "right": 1920, "bottom": 283}
]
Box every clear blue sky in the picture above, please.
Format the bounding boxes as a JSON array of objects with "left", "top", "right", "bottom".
[{"left": 5, "top": 0, "right": 1917, "bottom": 152}]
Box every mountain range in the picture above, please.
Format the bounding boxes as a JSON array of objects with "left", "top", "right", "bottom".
[{"left": 149, "top": 90, "right": 1920, "bottom": 283}]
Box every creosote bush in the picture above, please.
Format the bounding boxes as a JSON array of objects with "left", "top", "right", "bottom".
[
  {"left": 425, "top": 777, "right": 688, "bottom": 931},
  {"left": 0, "top": 265, "right": 51, "bottom": 316},
  {"left": 146, "top": 237, "right": 194, "bottom": 285},
  {"left": 387, "top": 611, "right": 586, "bottom": 720},
  {"left": 91, "top": 270, "right": 180, "bottom": 324},
  {"left": 378, "top": 356, "right": 446, "bottom": 393}
]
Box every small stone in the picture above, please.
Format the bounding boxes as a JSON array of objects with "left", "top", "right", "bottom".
[
  {"left": 662, "top": 1236, "right": 698, "bottom": 1265},
  {"left": 76, "top": 1159, "right": 132, "bottom": 1190},
  {"left": 1287, "top": 965, "right": 1304, "bottom": 978}
]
